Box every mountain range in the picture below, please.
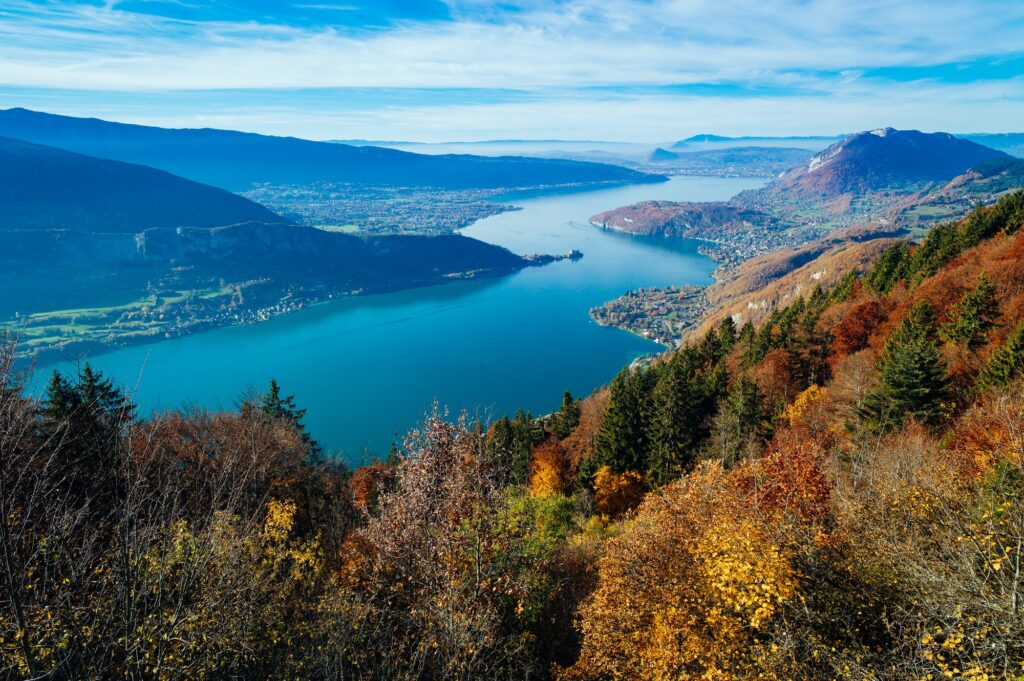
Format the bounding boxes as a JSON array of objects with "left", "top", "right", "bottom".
[
  {"left": 0, "top": 136, "right": 282, "bottom": 233},
  {"left": 0, "top": 108, "right": 660, "bottom": 192},
  {"left": 592, "top": 128, "right": 1016, "bottom": 264},
  {"left": 0, "top": 126, "right": 559, "bottom": 359}
]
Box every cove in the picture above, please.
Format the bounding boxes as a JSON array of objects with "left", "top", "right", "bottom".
[{"left": 36, "top": 176, "right": 765, "bottom": 463}]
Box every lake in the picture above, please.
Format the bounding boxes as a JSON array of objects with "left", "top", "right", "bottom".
[{"left": 37, "top": 175, "right": 765, "bottom": 463}]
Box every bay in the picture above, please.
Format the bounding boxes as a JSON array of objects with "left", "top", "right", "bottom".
[{"left": 37, "top": 175, "right": 765, "bottom": 462}]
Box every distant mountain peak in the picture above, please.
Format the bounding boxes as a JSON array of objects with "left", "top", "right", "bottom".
[
  {"left": 646, "top": 147, "right": 680, "bottom": 162},
  {"left": 781, "top": 128, "right": 1009, "bottom": 195}
]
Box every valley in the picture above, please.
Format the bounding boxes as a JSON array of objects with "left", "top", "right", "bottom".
[{"left": 31, "top": 176, "right": 761, "bottom": 458}]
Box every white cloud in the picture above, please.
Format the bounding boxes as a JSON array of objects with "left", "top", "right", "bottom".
[
  {"left": 0, "top": 0, "right": 1021, "bottom": 137},
  {"left": 0, "top": 0, "right": 1021, "bottom": 91}
]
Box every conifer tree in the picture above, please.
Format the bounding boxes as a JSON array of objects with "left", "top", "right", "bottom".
[
  {"left": 866, "top": 242, "right": 911, "bottom": 293},
  {"left": 716, "top": 316, "right": 737, "bottom": 358},
  {"left": 861, "top": 302, "right": 949, "bottom": 430},
  {"left": 830, "top": 269, "right": 859, "bottom": 303},
  {"left": 551, "top": 390, "right": 580, "bottom": 439},
  {"left": 708, "top": 376, "right": 766, "bottom": 467},
  {"left": 42, "top": 364, "right": 135, "bottom": 506},
  {"left": 976, "top": 320, "right": 1024, "bottom": 392},
  {"left": 940, "top": 274, "right": 1001, "bottom": 349},
  {"left": 510, "top": 409, "right": 542, "bottom": 485},
  {"left": 487, "top": 415, "right": 515, "bottom": 480},
  {"left": 595, "top": 368, "right": 653, "bottom": 474},
  {"left": 647, "top": 351, "right": 712, "bottom": 486},
  {"left": 260, "top": 378, "right": 321, "bottom": 458}
]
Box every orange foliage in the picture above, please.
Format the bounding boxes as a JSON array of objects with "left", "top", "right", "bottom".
[
  {"left": 349, "top": 461, "right": 396, "bottom": 513},
  {"left": 530, "top": 439, "right": 568, "bottom": 497},
  {"left": 563, "top": 464, "right": 798, "bottom": 680},
  {"left": 756, "top": 434, "right": 834, "bottom": 527},
  {"left": 753, "top": 348, "right": 795, "bottom": 408},
  {"left": 831, "top": 299, "right": 885, "bottom": 359},
  {"left": 563, "top": 388, "right": 609, "bottom": 476},
  {"left": 592, "top": 466, "right": 645, "bottom": 518}
]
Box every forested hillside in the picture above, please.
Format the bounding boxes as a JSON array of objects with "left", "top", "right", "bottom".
[
  {"left": 0, "top": 136, "right": 283, "bottom": 232},
  {"left": 2, "top": 192, "right": 1024, "bottom": 679}
]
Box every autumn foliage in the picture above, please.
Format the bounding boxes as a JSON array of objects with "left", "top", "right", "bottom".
[{"left": 3, "top": 193, "right": 1024, "bottom": 679}]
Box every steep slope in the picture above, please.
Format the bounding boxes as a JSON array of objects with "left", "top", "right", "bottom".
[
  {"left": 0, "top": 108, "right": 662, "bottom": 192},
  {"left": 769, "top": 128, "right": 1009, "bottom": 197},
  {"left": 593, "top": 129, "right": 1016, "bottom": 262},
  {"left": 0, "top": 136, "right": 283, "bottom": 233}
]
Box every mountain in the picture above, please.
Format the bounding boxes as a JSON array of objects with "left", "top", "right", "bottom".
[
  {"left": 590, "top": 129, "right": 1021, "bottom": 267},
  {"left": 670, "top": 133, "right": 843, "bottom": 151},
  {"left": 961, "top": 132, "right": 1024, "bottom": 157},
  {"left": 769, "top": 128, "right": 1010, "bottom": 198},
  {"left": 0, "top": 136, "right": 282, "bottom": 233},
  {"left": 0, "top": 136, "right": 562, "bottom": 357},
  {"left": 646, "top": 147, "right": 680, "bottom": 162},
  {"left": 0, "top": 108, "right": 662, "bottom": 192}
]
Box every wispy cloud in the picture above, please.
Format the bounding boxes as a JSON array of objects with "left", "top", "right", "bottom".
[{"left": 0, "top": 0, "right": 1020, "bottom": 138}]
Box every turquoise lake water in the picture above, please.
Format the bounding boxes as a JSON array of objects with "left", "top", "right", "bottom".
[{"left": 37, "top": 175, "right": 764, "bottom": 463}]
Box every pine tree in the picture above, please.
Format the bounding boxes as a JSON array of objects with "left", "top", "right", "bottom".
[
  {"left": 976, "top": 320, "right": 1024, "bottom": 392},
  {"left": 830, "top": 269, "right": 859, "bottom": 303},
  {"left": 551, "top": 390, "right": 580, "bottom": 439},
  {"left": 716, "top": 316, "right": 737, "bottom": 359},
  {"left": 594, "top": 368, "right": 653, "bottom": 474},
  {"left": 510, "top": 409, "right": 543, "bottom": 485},
  {"left": 487, "top": 415, "right": 515, "bottom": 481},
  {"left": 708, "top": 376, "right": 766, "bottom": 467},
  {"left": 260, "top": 378, "right": 321, "bottom": 459},
  {"left": 42, "top": 364, "right": 135, "bottom": 506},
  {"left": 646, "top": 351, "right": 713, "bottom": 486},
  {"left": 866, "top": 242, "right": 911, "bottom": 293},
  {"left": 861, "top": 302, "right": 949, "bottom": 431},
  {"left": 940, "top": 274, "right": 1001, "bottom": 349}
]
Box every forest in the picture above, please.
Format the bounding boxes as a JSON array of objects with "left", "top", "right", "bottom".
[{"left": 2, "top": 190, "right": 1024, "bottom": 679}]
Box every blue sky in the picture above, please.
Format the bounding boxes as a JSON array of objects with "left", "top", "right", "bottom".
[{"left": 0, "top": 0, "right": 1022, "bottom": 141}]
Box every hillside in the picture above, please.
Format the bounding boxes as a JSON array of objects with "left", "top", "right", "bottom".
[
  {"left": 0, "top": 137, "right": 558, "bottom": 358},
  {"left": 1, "top": 223, "right": 537, "bottom": 360},
  {"left": 671, "top": 133, "right": 843, "bottom": 150},
  {"left": 767, "top": 128, "right": 1009, "bottom": 198},
  {"left": 0, "top": 136, "right": 283, "bottom": 233},
  {"left": 0, "top": 108, "right": 662, "bottom": 192},
  {"left": 592, "top": 129, "right": 1015, "bottom": 269},
  {"left": 5, "top": 193, "right": 1024, "bottom": 679}
]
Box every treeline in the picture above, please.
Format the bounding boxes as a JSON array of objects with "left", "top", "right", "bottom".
[{"left": 1, "top": 191, "right": 1023, "bottom": 679}]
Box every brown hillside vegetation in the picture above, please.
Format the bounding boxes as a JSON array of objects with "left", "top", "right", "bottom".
[
  {"left": 2, "top": 192, "right": 1023, "bottom": 679},
  {"left": 694, "top": 233, "right": 898, "bottom": 337}
]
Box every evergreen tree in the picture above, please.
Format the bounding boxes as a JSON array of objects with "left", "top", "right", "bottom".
[
  {"left": 940, "top": 274, "right": 1001, "bottom": 349},
  {"left": 708, "top": 376, "right": 767, "bottom": 467},
  {"left": 976, "top": 320, "right": 1024, "bottom": 392},
  {"left": 551, "top": 390, "right": 580, "bottom": 439},
  {"left": 866, "top": 242, "right": 911, "bottom": 293},
  {"left": 716, "top": 316, "right": 737, "bottom": 359},
  {"left": 830, "top": 269, "right": 859, "bottom": 303},
  {"left": 861, "top": 302, "right": 949, "bottom": 431},
  {"left": 42, "top": 364, "right": 135, "bottom": 506},
  {"left": 510, "top": 409, "right": 543, "bottom": 485},
  {"left": 487, "top": 416, "right": 515, "bottom": 481},
  {"left": 260, "top": 378, "right": 321, "bottom": 459},
  {"left": 594, "top": 368, "right": 653, "bottom": 474},
  {"left": 646, "top": 351, "right": 713, "bottom": 486}
]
